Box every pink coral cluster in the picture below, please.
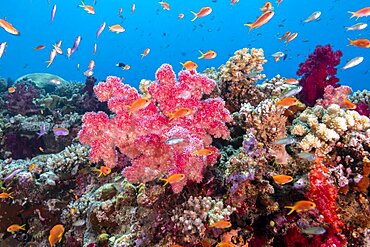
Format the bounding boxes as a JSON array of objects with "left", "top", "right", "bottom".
[
  {"left": 79, "top": 64, "right": 231, "bottom": 193},
  {"left": 297, "top": 45, "right": 342, "bottom": 106},
  {"left": 316, "top": 85, "right": 352, "bottom": 108}
]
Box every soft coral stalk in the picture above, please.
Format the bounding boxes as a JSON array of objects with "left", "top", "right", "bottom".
[{"left": 79, "top": 64, "right": 231, "bottom": 193}]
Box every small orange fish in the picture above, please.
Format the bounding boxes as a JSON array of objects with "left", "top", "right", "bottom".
[
  {"left": 160, "top": 173, "right": 186, "bottom": 186},
  {"left": 7, "top": 224, "right": 26, "bottom": 234},
  {"left": 49, "top": 224, "right": 65, "bottom": 247},
  {"left": 343, "top": 99, "right": 356, "bottom": 110},
  {"left": 285, "top": 78, "right": 299, "bottom": 85},
  {"left": 39, "top": 146, "right": 45, "bottom": 152},
  {"left": 70, "top": 207, "right": 77, "bottom": 216},
  {"left": 191, "top": 7, "right": 212, "bottom": 21},
  {"left": 198, "top": 50, "right": 217, "bottom": 59},
  {"left": 168, "top": 107, "right": 192, "bottom": 120},
  {"left": 347, "top": 38, "right": 370, "bottom": 48},
  {"left": 127, "top": 98, "right": 151, "bottom": 115},
  {"left": 79, "top": 1, "right": 95, "bottom": 14},
  {"left": 88, "top": 60, "right": 95, "bottom": 71},
  {"left": 53, "top": 40, "right": 63, "bottom": 54},
  {"left": 159, "top": 1, "right": 170, "bottom": 10},
  {"left": 0, "top": 18, "right": 20, "bottom": 35},
  {"left": 180, "top": 60, "right": 198, "bottom": 70},
  {"left": 285, "top": 200, "right": 316, "bottom": 215},
  {"left": 46, "top": 49, "right": 57, "bottom": 68},
  {"left": 109, "top": 24, "right": 125, "bottom": 34},
  {"left": 192, "top": 148, "right": 213, "bottom": 156},
  {"left": 123, "top": 64, "right": 130, "bottom": 70},
  {"left": 8, "top": 87, "right": 16, "bottom": 93},
  {"left": 348, "top": 7, "right": 370, "bottom": 20},
  {"left": 245, "top": 11, "right": 274, "bottom": 31},
  {"left": 178, "top": 13, "right": 184, "bottom": 19},
  {"left": 93, "top": 166, "right": 111, "bottom": 177},
  {"left": 210, "top": 220, "right": 232, "bottom": 229},
  {"left": 276, "top": 97, "right": 299, "bottom": 107},
  {"left": 29, "top": 163, "right": 36, "bottom": 172},
  {"left": 172, "top": 245, "right": 183, "bottom": 247},
  {"left": 279, "top": 31, "right": 291, "bottom": 41},
  {"left": 141, "top": 48, "right": 150, "bottom": 58},
  {"left": 261, "top": 2, "right": 273, "bottom": 12},
  {"left": 34, "top": 45, "right": 46, "bottom": 50},
  {"left": 0, "top": 192, "right": 14, "bottom": 199},
  {"left": 272, "top": 175, "right": 293, "bottom": 185},
  {"left": 217, "top": 242, "right": 235, "bottom": 247},
  {"left": 285, "top": 32, "right": 298, "bottom": 44},
  {"left": 231, "top": 0, "right": 239, "bottom": 6},
  {"left": 131, "top": 3, "right": 136, "bottom": 13}
]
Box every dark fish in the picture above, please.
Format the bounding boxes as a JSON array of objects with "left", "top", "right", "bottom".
[{"left": 116, "top": 62, "right": 126, "bottom": 69}]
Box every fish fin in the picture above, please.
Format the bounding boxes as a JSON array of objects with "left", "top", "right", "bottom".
[
  {"left": 347, "top": 11, "right": 355, "bottom": 19},
  {"left": 284, "top": 206, "right": 295, "bottom": 215},
  {"left": 20, "top": 224, "right": 26, "bottom": 230},
  {"left": 198, "top": 50, "right": 204, "bottom": 59},
  {"left": 347, "top": 38, "right": 353, "bottom": 46},
  {"left": 244, "top": 23, "right": 253, "bottom": 32},
  {"left": 79, "top": 1, "right": 85, "bottom": 7},
  {"left": 190, "top": 11, "right": 198, "bottom": 21},
  {"left": 141, "top": 53, "right": 144, "bottom": 58},
  {"left": 179, "top": 62, "right": 185, "bottom": 69},
  {"left": 159, "top": 178, "right": 168, "bottom": 186}
]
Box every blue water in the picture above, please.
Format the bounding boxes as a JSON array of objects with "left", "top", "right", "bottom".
[{"left": 0, "top": 0, "right": 369, "bottom": 91}]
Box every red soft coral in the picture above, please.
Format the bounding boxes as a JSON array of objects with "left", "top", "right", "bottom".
[
  {"left": 315, "top": 85, "right": 352, "bottom": 108},
  {"left": 297, "top": 45, "right": 342, "bottom": 106},
  {"left": 79, "top": 64, "right": 231, "bottom": 193}
]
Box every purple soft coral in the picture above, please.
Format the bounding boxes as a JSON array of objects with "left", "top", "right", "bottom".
[{"left": 297, "top": 45, "right": 342, "bottom": 106}]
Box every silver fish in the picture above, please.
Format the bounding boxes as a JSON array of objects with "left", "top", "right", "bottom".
[
  {"left": 273, "top": 137, "right": 296, "bottom": 145},
  {"left": 72, "top": 219, "right": 86, "bottom": 227},
  {"left": 166, "top": 137, "right": 185, "bottom": 145},
  {"left": 301, "top": 226, "right": 326, "bottom": 235},
  {"left": 281, "top": 86, "right": 303, "bottom": 98},
  {"left": 342, "top": 57, "right": 364, "bottom": 70},
  {"left": 345, "top": 23, "right": 367, "bottom": 31},
  {"left": 304, "top": 11, "right": 321, "bottom": 23},
  {"left": 297, "top": 152, "right": 316, "bottom": 161}
]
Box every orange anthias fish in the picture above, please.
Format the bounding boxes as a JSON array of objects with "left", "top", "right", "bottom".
[
  {"left": 276, "top": 97, "right": 299, "bottom": 107},
  {"left": 343, "top": 99, "right": 357, "bottom": 110},
  {"left": 34, "top": 45, "right": 46, "bottom": 50},
  {"left": 217, "top": 242, "right": 235, "bottom": 247},
  {"left": 284, "top": 200, "right": 316, "bottom": 215},
  {"left": 46, "top": 49, "right": 57, "bottom": 68},
  {"left": 210, "top": 220, "right": 232, "bottom": 229},
  {"left": 348, "top": 7, "right": 370, "bottom": 20},
  {"left": 178, "top": 13, "right": 184, "bottom": 19},
  {"left": 141, "top": 48, "right": 150, "bottom": 58},
  {"left": 132, "top": 3, "right": 136, "bottom": 13},
  {"left": 7, "top": 224, "right": 26, "bottom": 234},
  {"left": 109, "top": 24, "right": 125, "bottom": 34},
  {"left": 168, "top": 107, "right": 192, "bottom": 120},
  {"left": 88, "top": 60, "right": 95, "bottom": 71},
  {"left": 279, "top": 31, "right": 291, "bottom": 41},
  {"left": 231, "top": 0, "right": 240, "bottom": 6},
  {"left": 29, "top": 163, "right": 36, "bottom": 172},
  {"left": 53, "top": 40, "right": 63, "bottom": 54},
  {"left": 0, "top": 18, "right": 20, "bottom": 35},
  {"left": 261, "top": 2, "right": 273, "bottom": 12},
  {"left": 49, "top": 224, "right": 65, "bottom": 247},
  {"left": 272, "top": 175, "right": 293, "bottom": 185},
  {"left": 160, "top": 174, "right": 186, "bottom": 186},
  {"left": 285, "top": 78, "right": 299, "bottom": 85},
  {"left": 93, "top": 166, "right": 111, "bottom": 177},
  {"left": 285, "top": 32, "right": 298, "bottom": 44},
  {"left": 127, "top": 98, "right": 151, "bottom": 115},
  {"left": 198, "top": 50, "right": 217, "bottom": 59},
  {"left": 245, "top": 11, "right": 275, "bottom": 31},
  {"left": 347, "top": 38, "right": 370, "bottom": 48},
  {"left": 180, "top": 60, "right": 198, "bottom": 70},
  {"left": 191, "top": 7, "right": 212, "bottom": 21},
  {"left": 8, "top": 87, "right": 16, "bottom": 93},
  {"left": 79, "top": 1, "right": 95, "bottom": 14},
  {"left": 192, "top": 148, "right": 213, "bottom": 156},
  {"left": 159, "top": 1, "right": 170, "bottom": 10},
  {"left": 0, "top": 192, "right": 14, "bottom": 199}
]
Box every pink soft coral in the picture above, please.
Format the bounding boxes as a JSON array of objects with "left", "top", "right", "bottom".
[
  {"left": 79, "top": 64, "right": 231, "bottom": 193},
  {"left": 316, "top": 85, "right": 352, "bottom": 108}
]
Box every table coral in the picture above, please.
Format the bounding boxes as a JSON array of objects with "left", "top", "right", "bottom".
[
  {"left": 297, "top": 44, "right": 342, "bottom": 106},
  {"left": 79, "top": 64, "right": 231, "bottom": 193},
  {"left": 218, "top": 48, "right": 267, "bottom": 112}
]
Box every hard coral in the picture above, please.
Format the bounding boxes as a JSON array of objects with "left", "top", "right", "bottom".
[
  {"left": 297, "top": 45, "right": 342, "bottom": 106},
  {"left": 6, "top": 81, "right": 40, "bottom": 115},
  {"left": 79, "top": 64, "right": 231, "bottom": 193}
]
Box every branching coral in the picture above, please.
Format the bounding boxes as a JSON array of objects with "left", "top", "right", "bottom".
[
  {"left": 350, "top": 89, "right": 370, "bottom": 116},
  {"left": 79, "top": 64, "right": 231, "bottom": 193},
  {"left": 297, "top": 45, "right": 342, "bottom": 106},
  {"left": 218, "top": 48, "right": 267, "bottom": 112}
]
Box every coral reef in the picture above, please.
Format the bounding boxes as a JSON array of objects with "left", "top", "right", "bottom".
[
  {"left": 316, "top": 85, "right": 352, "bottom": 108},
  {"left": 6, "top": 81, "right": 40, "bottom": 115},
  {"left": 297, "top": 45, "right": 342, "bottom": 106}
]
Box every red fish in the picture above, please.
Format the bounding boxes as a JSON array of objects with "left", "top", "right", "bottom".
[
  {"left": 191, "top": 7, "right": 212, "bottom": 21},
  {"left": 0, "top": 18, "right": 20, "bottom": 35},
  {"left": 245, "top": 11, "right": 274, "bottom": 31}
]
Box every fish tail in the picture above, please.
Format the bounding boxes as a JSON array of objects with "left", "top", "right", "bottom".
[
  {"left": 347, "top": 11, "right": 355, "bottom": 19},
  {"left": 159, "top": 178, "right": 168, "bottom": 186},
  {"left": 190, "top": 11, "right": 198, "bottom": 21},
  {"left": 46, "top": 60, "right": 51, "bottom": 68},
  {"left": 198, "top": 50, "right": 204, "bottom": 59},
  {"left": 284, "top": 206, "right": 295, "bottom": 215},
  {"left": 179, "top": 62, "right": 184, "bottom": 69},
  {"left": 79, "top": 1, "right": 85, "bottom": 7},
  {"left": 141, "top": 53, "right": 144, "bottom": 58},
  {"left": 244, "top": 23, "right": 253, "bottom": 32},
  {"left": 347, "top": 38, "right": 353, "bottom": 46},
  {"left": 20, "top": 224, "right": 26, "bottom": 230}
]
